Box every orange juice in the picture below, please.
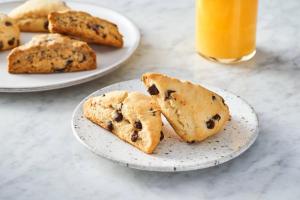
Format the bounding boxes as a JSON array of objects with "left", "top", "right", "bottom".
[{"left": 196, "top": 0, "right": 258, "bottom": 62}]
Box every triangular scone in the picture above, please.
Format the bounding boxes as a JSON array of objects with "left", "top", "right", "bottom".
[
  {"left": 48, "top": 10, "right": 123, "bottom": 48},
  {"left": 83, "top": 91, "right": 163, "bottom": 154},
  {"left": 8, "top": 34, "right": 96, "bottom": 74},
  {"left": 142, "top": 73, "right": 230, "bottom": 143},
  {"left": 9, "top": 0, "right": 69, "bottom": 32}
]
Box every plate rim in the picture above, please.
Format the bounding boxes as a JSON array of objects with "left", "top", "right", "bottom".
[
  {"left": 0, "top": 0, "right": 141, "bottom": 92},
  {"left": 71, "top": 79, "right": 260, "bottom": 172}
]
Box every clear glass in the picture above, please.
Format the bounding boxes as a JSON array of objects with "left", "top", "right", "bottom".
[{"left": 195, "top": 0, "right": 258, "bottom": 63}]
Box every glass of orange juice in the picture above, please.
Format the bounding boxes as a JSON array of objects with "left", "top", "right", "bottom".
[{"left": 196, "top": 0, "right": 258, "bottom": 63}]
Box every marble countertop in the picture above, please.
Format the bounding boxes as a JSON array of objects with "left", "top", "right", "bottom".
[{"left": 1, "top": 0, "right": 300, "bottom": 199}]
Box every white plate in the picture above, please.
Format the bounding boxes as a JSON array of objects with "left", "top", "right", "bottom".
[
  {"left": 0, "top": 0, "right": 140, "bottom": 92},
  {"left": 72, "top": 79, "right": 259, "bottom": 172}
]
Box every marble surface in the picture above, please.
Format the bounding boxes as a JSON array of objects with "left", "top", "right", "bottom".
[{"left": 0, "top": 0, "right": 300, "bottom": 199}]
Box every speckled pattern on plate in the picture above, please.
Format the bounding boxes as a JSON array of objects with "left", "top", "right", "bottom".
[{"left": 71, "top": 79, "right": 259, "bottom": 172}]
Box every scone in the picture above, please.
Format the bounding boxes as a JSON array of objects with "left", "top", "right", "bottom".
[
  {"left": 83, "top": 91, "right": 163, "bottom": 154},
  {"left": 142, "top": 73, "right": 230, "bottom": 143},
  {"left": 9, "top": 0, "right": 69, "bottom": 32},
  {"left": 8, "top": 33, "right": 96, "bottom": 73},
  {"left": 0, "top": 13, "right": 20, "bottom": 51},
  {"left": 48, "top": 10, "right": 123, "bottom": 48}
]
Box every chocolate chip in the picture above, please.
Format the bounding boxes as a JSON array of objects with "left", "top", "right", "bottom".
[
  {"left": 152, "top": 111, "right": 156, "bottom": 116},
  {"left": 102, "top": 94, "right": 106, "bottom": 97},
  {"left": 65, "top": 59, "right": 73, "bottom": 66},
  {"left": 5, "top": 21, "right": 12, "bottom": 26},
  {"left": 8, "top": 38, "right": 15, "bottom": 46},
  {"left": 107, "top": 121, "right": 113, "bottom": 131},
  {"left": 165, "top": 90, "right": 176, "bottom": 100},
  {"left": 212, "top": 95, "right": 216, "bottom": 100},
  {"left": 160, "top": 131, "right": 164, "bottom": 141},
  {"left": 87, "top": 24, "right": 100, "bottom": 34},
  {"left": 114, "top": 112, "right": 123, "bottom": 122},
  {"left": 54, "top": 68, "right": 65, "bottom": 73},
  {"left": 0, "top": 41, "right": 3, "bottom": 50},
  {"left": 187, "top": 140, "right": 195, "bottom": 144},
  {"left": 102, "top": 34, "right": 107, "bottom": 39},
  {"left": 17, "top": 39, "right": 20, "bottom": 46},
  {"left": 131, "top": 131, "right": 138, "bottom": 142},
  {"left": 212, "top": 114, "right": 221, "bottom": 121},
  {"left": 134, "top": 120, "right": 142, "bottom": 129},
  {"left": 44, "top": 20, "right": 49, "bottom": 30},
  {"left": 148, "top": 84, "right": 159, "bottom": 95},
  {"left": 206, "top": 119, "right": 215, "bottom": 129}
]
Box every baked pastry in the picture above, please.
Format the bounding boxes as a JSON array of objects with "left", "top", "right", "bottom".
[
  {"left": 142, "top": 73, "right": 230, "bottom": 143},
  {"left": 48, "top": 10, "right": 123, "bottom": 48},
  {"left": 83, "top": 91, "right": 163, "bottom": 154},
  {"left": 8, "top": 33, "right": 96, "bottom": 73},
  {"left": 9, "top": 0, "right": 69, "bottom": 32},
  {"left": 0, "top": 13, "right": 20, "bottom": 51}
]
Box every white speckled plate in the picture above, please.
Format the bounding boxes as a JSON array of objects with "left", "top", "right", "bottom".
[
  {"left": 0, "top": 0, "right": 140, "bottom": 92},
  {"left": 72, "top": 79, "right": 259, "bottom": 172}
]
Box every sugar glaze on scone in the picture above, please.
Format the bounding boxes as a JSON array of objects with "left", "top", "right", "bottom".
[
  {"left": 48, "top": 10, "right": 123, "bottom": 48},
  {"left": 9, "top": 0, "right": 69, "bottom": 32},
  {"left": 0, "top": 13, "right": 20, "bottom": 51},
  {"left": 8, "top": 33, "right": 96, "bottom": 73},
  {"left": 83, "top": 91, "right": 163, "bottom": 154},
  {"left": 142, "top": 73, "right": 230, "bottom": 143}
]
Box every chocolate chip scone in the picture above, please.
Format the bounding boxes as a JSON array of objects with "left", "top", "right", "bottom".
[
  {"left": 0, "top": 13, "right": 20, "bottom": 51},
  {"left": 9, "top": 0, "right": 69, "bottom": 32},
  {"left": 48, "top": 10, "right": 123, "bottom": 48},
  {"left": 8, "top": 33, "right": 96, "bottom": 74},
  {"left": 83, "top": 91, "right": 163, "bottom": 154},
  {"left": 142, "top": 73, "right": 230, "bottom": 143}
]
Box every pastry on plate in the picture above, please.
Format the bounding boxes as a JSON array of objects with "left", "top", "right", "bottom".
[
  {"left": 9, "top": 0, "right": 69, "bottom": 32},
  {"left": 83, "top": 91, "right": 163, "bottom": 154},
  {"left": 48, "top": 10, "right": 123, "bottom": 48},
  {"left": 0, "top": 13, "right": 20, "bottom": 51},
  {"left": 8, "top": 33, "right": 96, "bottom": 73},
  {"left": 142, "top": 73, "right": 230, "bottom": 143}
]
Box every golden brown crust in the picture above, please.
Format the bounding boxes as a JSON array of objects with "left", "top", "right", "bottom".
[
  {"left": 83, "top": 91, "right": 162, "bottom": 154},
  {"left": 142, "top": 73, "right": 230, "bottom": 143},
  {"left": 8, "top": 33, "right": 96, "bottom": 74},
  {"left": 48, "top": 10, "right": 123, "bottom": 48}
]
